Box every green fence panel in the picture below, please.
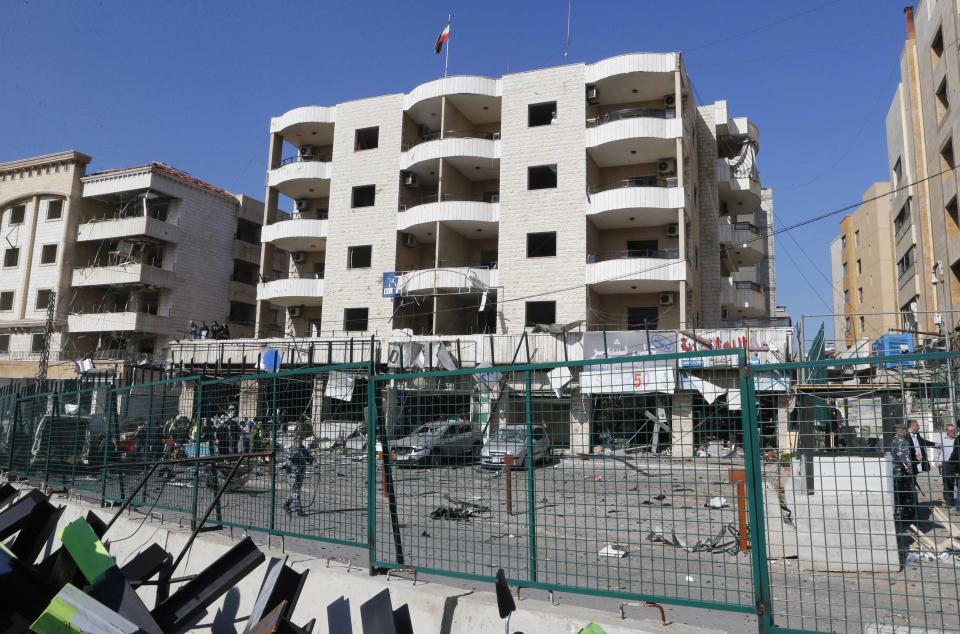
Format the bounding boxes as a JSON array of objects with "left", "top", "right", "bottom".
[
  {"left": 372, "top": 348, "right": 759, "bottom": 615},
  {"left": 752, "top": 351, "right": 960, "bottom": 634}
]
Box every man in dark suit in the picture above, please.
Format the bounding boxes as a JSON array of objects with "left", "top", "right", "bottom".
[{"left": 907, "top": 419, "right": 937, "bottom": 475}]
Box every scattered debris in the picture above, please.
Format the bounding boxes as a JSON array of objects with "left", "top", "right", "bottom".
[
  {"left": 684, "top": 575, "right": 696, "bottom": 583},
  {"left": 430, "top": 497, "right": 491, "bottom": 521},
  {"left": 584, "top": 472, "right": 604, "bottom": 481},
  {"left": 598, "top": 543, "right": 628, "bottom": 558},
  {"left": 647, "top": 524, "right": 741, "bottom": 555},
  {"left": 421, "top": 530, "right": 430, "bottom": 537},
  {"left": 705, "top": 496, "right": 729, "bottom": 509},
  {"left": 696, "top": 441, "right": 738, "bottom": 458}
]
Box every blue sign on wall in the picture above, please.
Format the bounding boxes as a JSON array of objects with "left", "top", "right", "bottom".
[{"left": 382, "top": 272, "right": 398, "bottom": 298}]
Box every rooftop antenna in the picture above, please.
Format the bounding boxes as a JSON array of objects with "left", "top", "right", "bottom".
[{"left": 564, "top": 0, "right": 572, "bottom": 60}]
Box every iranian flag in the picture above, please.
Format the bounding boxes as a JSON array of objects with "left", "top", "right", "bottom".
[{"left": 434, "top": 21, "right": 450, "bottom": 54}]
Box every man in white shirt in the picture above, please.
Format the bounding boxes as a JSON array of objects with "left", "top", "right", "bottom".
[{"left": 939, "top": 424, "right": 959, "bottom": 507}]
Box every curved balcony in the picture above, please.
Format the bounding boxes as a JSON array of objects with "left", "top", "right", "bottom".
[
  {"left": 267, "top": 158, "right": 332, "bottom": 199},
  {"left": 398, "top": 197, "right": 499, "bottom": 233},
  {"left": 716, "top": 159, "right": 761, "bottom": 208},
  {"left": 71, "top": 263, "right": 175, "bottom": 289},
  {"left": 396, "top": 266, "right": 497, "bottom": 295},
  {"left": 261, "top": 216, "right": 328, "bottom": 251},
  {"left": 585, "top": 252, "right": 686, "bottom": 294},
  {"left": 77, "top": 216, "right": 180, "bottom": 244},
  {"left": 257, "top": 278, "right": 324, "bottom": 307},
  {"left": 68, "top": 311, "right": 173, "bottom": 335},
  {"left": 718, "top": 217, "right": 765, "bottom": 267},
  {"left": 585, "top": 53, "right": 678, "bottom": 84},
  {"left": 270, "top": 105, "right": 336, "bottom": 139},
  {"left": 405, "top": 76, "right": 501, "bottom": 111},
  {"left": 721, "top": 280, "right": 766, "bottom": 318},
  {"left": 586, "top": 110, "right": 682, "bottom": 165},
  {"left": 400, "top": 131, "right": 500, "bottom": 171},
  {"left": 587, "top": 179, "right": 683, "bottom": 228}
]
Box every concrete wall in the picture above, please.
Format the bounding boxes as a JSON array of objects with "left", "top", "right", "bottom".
[
  {"left": 499, "top": 63, "right": 588, "bottom": 330},
  {"left": 323, "top": 94, "right": 404, "bottom": 336},
  {"left": 37, "top": 495, "right": 719, "bottom": 634}
]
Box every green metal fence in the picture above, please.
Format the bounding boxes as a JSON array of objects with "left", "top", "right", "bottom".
[{"left": 4, "top": 348, "right": 960, "bottom": 633}]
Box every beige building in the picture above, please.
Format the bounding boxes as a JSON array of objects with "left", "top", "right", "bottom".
[
  {"left": 885, "top": 4, "right": 960, "bottom": 336},
  {"left": 0, "top": 152, "right": 278, "bottom": 377},
  {"left": 254, "top": 52, "right": 778, "bottom": 338},
  {"left": 830, "top": 182, "right": 900, "bottom": 350}
]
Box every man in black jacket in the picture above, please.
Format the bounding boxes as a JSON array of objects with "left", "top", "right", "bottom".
[{"left": 907, "top": 419, "right": 937, "bottom": 475}]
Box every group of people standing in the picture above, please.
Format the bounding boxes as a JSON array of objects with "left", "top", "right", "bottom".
[
  {"left": 187, "top": 320, "right": 231, "bottom": 340},
  {"left": 890, "top": 419, "right": 959, "bottom": 525}
]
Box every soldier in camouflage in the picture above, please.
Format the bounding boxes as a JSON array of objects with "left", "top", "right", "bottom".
[
  {"left": 890, "top": 420, "right": 917, "bottom": 526},
  {"left": 282, "top": 436, "right": 313, "bottom": 516}
]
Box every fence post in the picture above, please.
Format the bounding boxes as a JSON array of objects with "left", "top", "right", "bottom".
[
  {"left": 42, "top": 394, "right": 56, "bottom": 489},
  {"left": 366, "top": 363, "right": 377, "bottom": 573},
  {"left": 190, "top": 380, "right": 204, "bottom": 531},
  {"left": 100, "top": 384, "right": 114, "bottom": 506},
  {"left": 738, "top": 351, "right": 773, "bottom": 631},
  {"left": 71, "top": 390, "right": 82, "bottom": 488},
  {"left": 7, "top": 391, "right": 19, "bottom": 477},
  {"left": 523, "top": 370, "right": 538, "bottom": 583},
  {"left": 269, "top": 376, "right": 278, "bottom": 533}
]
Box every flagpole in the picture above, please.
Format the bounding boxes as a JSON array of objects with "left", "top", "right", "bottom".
[{"left": 444, "top": 13, "right": 451, "bottom": 78}]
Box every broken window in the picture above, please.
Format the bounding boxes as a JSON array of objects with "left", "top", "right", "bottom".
[
  {"left": 31, "top": 333, "right": 44, "bottom": 353},
  {"left": 3, "top": 248, "right": 19, "bottom": 268},
  {"left": 35, "top": 289, "right": 52, "bottom": 310},
  {"left": 9, "top": 204, "right": 25, "bottom": 225},
  {"left": 0, "top": 335, "right": 8, "bottom": 353},
  {"left": 352, "top": 185, "right": 376, "bottom": 208},
  {"left": 525, "top": 301, "right": 556, "bottom": 327},
  {"left": 354, "top": 126, "right": 379, "bottom": 151},
  {"left": 348, "top": 245, "right": 372, "bottom": 269},
  {"left": 526, "top": 232, "right": 556, "bottom": 258},
  {"left": 528, "top": 165, "right": 557, "bottom": 190},
  {"left": 40, "top": 244, "right": 57, "bottom": 265},
  {"left": 0, "top": 292, "right": 12, "bottom": 311},
  {"left": 46, "top": 200, "right": 63, "bottom": 220},
  {"left": 627, "top": 306, "right": 659, "bottom": 330},
  {"left": 344, "top": 307, "right": 368, "bottom": 332},
  {"left": 528, "top": 101, "right": 557, "bottom": 127}
]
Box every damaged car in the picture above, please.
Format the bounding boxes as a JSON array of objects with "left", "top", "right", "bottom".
[
  {"left": 393, "top": 420, "right": 482, "bottom": 466},
  {"left": 480, "top": 425, "right": 550, "bottom": 469}
]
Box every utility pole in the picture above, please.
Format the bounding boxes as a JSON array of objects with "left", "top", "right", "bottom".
[{"left": 35, "top": 290, "right": 55, "bottom": 388}]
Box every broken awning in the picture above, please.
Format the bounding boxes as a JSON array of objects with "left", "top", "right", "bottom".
[{"left": 580, "top": 361, "right": 675, "bottom": 394}]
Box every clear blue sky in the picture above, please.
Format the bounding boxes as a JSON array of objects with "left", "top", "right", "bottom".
[{"left": 0, "top": 0, "right": 905, "bottom": 344}]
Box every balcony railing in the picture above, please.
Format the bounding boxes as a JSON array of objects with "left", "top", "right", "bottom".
[
  {"left": 273, "top": 154, "right": 332, "bottom": 169},
  {"left": 587, "top": 248, "right": 680, "bottom": 263},
  {"left": 274, "top": 209, "right": 328, "bottom": 222},
  {"left": 402, "top": 129, "right": 500, "bottom": 151},
  {"left": 733, "top": 280, "right": 764, "bottom": 293},
  {"left": 586, "top": 107, "right": 670, "bottom": 127},
  {"left": 398, "top": 193, "right": 499, "bottom": 211},
  {"left": 588, "top": 177, "right": 678, "bottom": 194}
]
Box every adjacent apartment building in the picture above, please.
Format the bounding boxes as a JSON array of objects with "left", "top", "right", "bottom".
[
  {"left": 830, "top": 182, "right": 899, "bottom": 350},
  {"left": 0, "top": 151, "right": 279, "bottom": 378},
  {"left": 253, "top": 52, "right": 778, "bottom": 338},
  {"left": 883, "top": 4, "right": 960, "bottom": 335}
]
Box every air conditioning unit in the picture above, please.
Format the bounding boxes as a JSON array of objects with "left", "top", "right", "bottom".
[
  {"left": 657, "top": 159, "right": 677, "bottom": 176},
  {"left": 659, "top": 293, "right": 674, "bottom": 306},
  {"left": 586, "top": 85, "right": 599, "bottom": 104},
  {"left": 666, "top": 223, "right": 679, "bottom": 237},
  {"left": 299, "top": 145, "right": 315, "bottom": 158},
  {"left": 486, "top": 193, "right": 500, "bottom": 203},
  {"left": 402, "top": 171, "right": 418, "bottom": 187},
  {"left": 295, "top": 199, "right": 310, "bottom": 212},
  {"left": 401, "top": 233, "right": 417, "bottom": 248},
  {"left": 664, "top": 94, "right": 677, "bottom": 108},
  {"left": 288, "top": 307, "right": 302, "bottom": 318},
  {"left": 292, "top": 252, "right": 306, "bottom": 263},
  {"left": 491, "top": 132, "right": 501, "bottom": 140}
]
